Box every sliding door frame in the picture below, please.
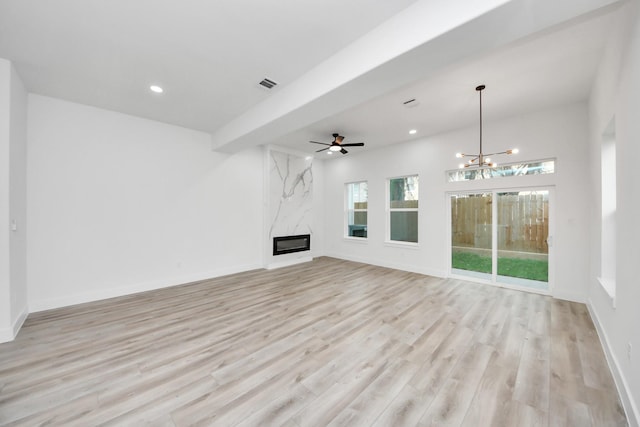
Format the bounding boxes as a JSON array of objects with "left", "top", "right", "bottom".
[{"left": 446, "top": 185, "right": 555, "bottom": 296}]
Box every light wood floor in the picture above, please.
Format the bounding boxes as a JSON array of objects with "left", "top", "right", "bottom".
[{"left": 0, "top": 257, "right": 627, "bottom": 426}]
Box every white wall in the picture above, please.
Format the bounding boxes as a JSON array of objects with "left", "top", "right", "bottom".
[
  {"left": 0, "top": 58, "right": 28, "bottom": 343},
  {"left": 312, "top": 158, "right": 325, "bottom": 259},
  {"left": 9, "top": 63, "right": 28, "bottom": 332},
  {"left": 0, "top": 60, "right": 11, "bottom": 338},
  {"left": 322, "top": 102, "right": 590, "bottom": 302},
  {"left": 588, "top": 1, "right": 640, "bottom": 424},
  {"left": 27, "top": 95, "right": 264, "bottom": 311}
]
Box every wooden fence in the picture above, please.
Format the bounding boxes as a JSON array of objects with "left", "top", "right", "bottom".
[{"left": 451, "top": 192, "right": 549, "bottom": 254}]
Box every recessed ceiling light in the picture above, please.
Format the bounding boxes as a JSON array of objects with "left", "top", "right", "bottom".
[
  {"left": 327, "top": 151, "right": 333, "bottom": 155},
  {"left": 409, "top": 129, "right": 417, "bottom": 135},
  {"left": 150, "top": 85, "right": 163, "bottom": 93}
]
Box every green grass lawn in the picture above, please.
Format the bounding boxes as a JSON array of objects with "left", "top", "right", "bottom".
[{"left": 452, "top": 252, "right": 548, "bottom": 282}]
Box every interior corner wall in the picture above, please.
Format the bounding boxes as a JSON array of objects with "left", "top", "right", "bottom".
[
  {"left": 8, "top": 62, "right": 28, "bottom": 334},
  {"left": 322, "top": 102, "right": 590, "bottom": 302},
  {"left": 27, "top": 95, "right": 264, "bottom": 312},
  {"left": 0, "top": 58, "right": 28, "bottom": 343},
  {"left": 587, "top": 1, "right": 640, "bottom": 424},
  {"left": 311, "top": 157, "right": 325, "bottom": 258},
  {"left": 0, "top": 59, "right": 12, "bottom": 340}
]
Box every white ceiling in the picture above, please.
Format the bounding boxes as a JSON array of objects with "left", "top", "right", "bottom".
[
  {"left": 0, "top": 0, "right": 621, "bottom": 159},
  {"left": 280, "top": 7, "right": 616, "bottom": 157},
  {"left": 0, "top": 0, "right": 419, "bottom": 132}
]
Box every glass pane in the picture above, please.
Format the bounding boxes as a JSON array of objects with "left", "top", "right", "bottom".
[
  {"left": 447, "top": 160, "right": 555, "bottom": 182},
  {"left": 390, "top": 176, "right": 419, "bottom": 208},
  {"left": 451, "top": 193, "right": 492, "bottom": 280},
  {"left": 348, "top": 211, "right": 368, "bottom": 237},
  {"left": 390, "top": 211, "right": 418, "bottom": 243},
  {"left": 347, "top": 182, "right": 368, "bottom": 238},
  {"left": 497, "top": 191, "right": 549, "bottom": 290},
  {"left": 348, "top": 182, "right": 368, "bottom": 205}
]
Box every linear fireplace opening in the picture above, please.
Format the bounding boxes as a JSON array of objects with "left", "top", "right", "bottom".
[{"left": 273, "top": 234, "right": 311, "bottom": 256}]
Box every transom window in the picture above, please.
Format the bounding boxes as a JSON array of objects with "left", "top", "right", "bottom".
[{"left": 446, "top": 159, "right": 555, "bottom": 182}]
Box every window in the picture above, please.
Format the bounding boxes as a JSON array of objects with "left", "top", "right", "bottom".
[
  {"left": 388, "top": 175, "right": 419, "bottom": 243},
  {"left": 446, "top": 159, "right": 555, "bottom": 182},
  {"left": 599, "top": 118, "right": 616, "bottom": 305},
  {"left": 346, "top": 182, "right": 368, "bottom": 238}
]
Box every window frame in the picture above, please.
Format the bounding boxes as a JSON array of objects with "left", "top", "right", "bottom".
[
  {"left": 345, "top": 181, "right": 368, "bottom": 239},
  {"left": 386, "top": 174, "right": 419, "bottom": 245}
]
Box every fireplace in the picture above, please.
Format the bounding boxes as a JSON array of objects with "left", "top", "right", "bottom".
[{"left": 273, "top": 234, "right": 311, "bottom": 256}]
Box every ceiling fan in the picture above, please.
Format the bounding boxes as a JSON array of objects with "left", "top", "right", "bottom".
[{"left": 309, "top": 133, "right": 364, "bottom": 155}]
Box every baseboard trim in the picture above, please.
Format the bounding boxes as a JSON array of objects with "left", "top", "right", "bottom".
[
  {"left": 587, "top": 300, "right": 639, "bottom": 427},
  {"left": 0, "top": 305, "right": 29, "bottom": 343},
  {"left": 328, "top": 252, "right": 446, "bottom": 279},
  {"left": 29, "top": 263, "right": 262, "bottom": 313},
  {"left": 0, "top": 327, "right": 12, "bottom": 343},
  {"left": 551, "top": 289, "right": 586, "bottom": 303},
  {"left": 266, "top": 256, "right": 313, "bottom": 270}
]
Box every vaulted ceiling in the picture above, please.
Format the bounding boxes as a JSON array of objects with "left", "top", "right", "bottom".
[{"left": 0, "top": 0, "right": 622, "bottom": 158}]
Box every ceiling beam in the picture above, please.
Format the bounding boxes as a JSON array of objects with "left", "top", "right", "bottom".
[{"left": 211, "top": 0, "right": 620, "bottom": 154}]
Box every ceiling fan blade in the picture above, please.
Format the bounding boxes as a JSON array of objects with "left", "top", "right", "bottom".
[
  {"left": 309, "top": 141, "right": 330, "bottom": 145},
  {"left": 340, "top": 143, "right": 364, "bottom": 147},
  {"left": 340, "top": 148, "right": 348, "bottom": 154},
  {"left": 316, "top": 147, "right": 330, "bottom": 153}
]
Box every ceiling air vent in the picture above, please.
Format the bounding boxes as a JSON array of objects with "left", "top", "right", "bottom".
[
  {"left": 403, "top": 98, "right": 420, "bottom": 108},
  {"left": 258, "top": 78, "right": 278, "bottom": 90}
]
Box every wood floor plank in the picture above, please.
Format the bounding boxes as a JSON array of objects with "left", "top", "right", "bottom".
[
  {"left": 0, "top": 257, "right": 627, "bottom": 426},
  {"left": 326, "top": 358, "right": 419, "bottom": 427},
  {"left": 460, "top": 356, "right": 517, "bottom": 427},
  {"left": 549, "top": 329, "right": 588, "bottom": 404},
  {"left": 502, "top": 400, "right": 549, "bottom": 427},
  {"left": 585, "top": 386, "right": 627, "bottom": 426},
  {"left": 234, "top": 383, "right": 315, "bottom": 427},
  {"left": 513, "top": 333, "right": 551, "bottom": 412},
  {"left": 370, "top": 384, "right": 429, "bottom": 427},
  {"left": 548, "top": 391, "right": 592, "bottom": 427},
  {"left": 417, "top": 343, "right": 495, "bottom": 426}
]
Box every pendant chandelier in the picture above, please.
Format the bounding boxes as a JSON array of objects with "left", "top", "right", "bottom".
[{"left": 456, "top": 85, "right": 518, "bottom": 168}]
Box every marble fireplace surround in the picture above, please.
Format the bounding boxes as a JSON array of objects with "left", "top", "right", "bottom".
[{"left": 266, "top": 147, "right": 313, "bottom": 267}]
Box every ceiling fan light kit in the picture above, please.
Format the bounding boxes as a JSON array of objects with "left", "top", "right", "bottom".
[
  {"left": 309, "top": 133, "right": 365, "bottom": 155},
  {"left": 456, "top": 85, "right": 518, "bottom": 168}
]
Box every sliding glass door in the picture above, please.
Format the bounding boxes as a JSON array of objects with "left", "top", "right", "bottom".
[
  {"left": 450, "top": 193, "right": 493, "bottom": 281},
  {"left": 450, "top": 189, "right": 551, "bottom": 292},
  {"left": 496, "top": 191, "right": 549, "bottom": 290}
]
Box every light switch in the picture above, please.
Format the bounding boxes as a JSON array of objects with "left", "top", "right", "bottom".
[{"left": 11, "top": 220, "right": 17, "bottom": 231}]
